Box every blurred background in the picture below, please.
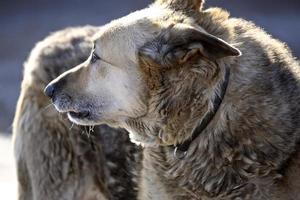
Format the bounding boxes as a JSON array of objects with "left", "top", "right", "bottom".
[{"left": 0, "top": 0, "right": 299, "bottom": 198}]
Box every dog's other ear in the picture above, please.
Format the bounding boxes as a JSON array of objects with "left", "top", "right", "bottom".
[
  {"left": 155, "top": 0, "right": 205, "bottom": 11},
  {"left": 139, "top": 24, "right": 241, "bottom": 68}
]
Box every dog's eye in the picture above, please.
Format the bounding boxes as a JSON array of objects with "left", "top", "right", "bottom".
[{"left": 91, "top": 52, "right": 100, "bottom": 64}]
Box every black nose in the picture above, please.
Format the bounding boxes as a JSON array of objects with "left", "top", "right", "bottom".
[{"left": 44, "top": 84, "right": 55, "bottom": 98}]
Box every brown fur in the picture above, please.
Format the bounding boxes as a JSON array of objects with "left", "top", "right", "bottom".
[
  {"left": 136, "top": 3, "right": 300, "bottom": 199},
  {"left": 44, "top": 0, "right": 300, "bottom": 199}
]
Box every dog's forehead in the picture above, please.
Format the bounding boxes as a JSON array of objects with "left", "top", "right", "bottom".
[{"left": 93, "top": 5, "right": 173, "bottom": 65}]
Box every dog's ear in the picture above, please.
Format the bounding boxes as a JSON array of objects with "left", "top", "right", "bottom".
[
  {"left": 155, "top": 0, "right": 205, "bottom": 11},
  {"left": 139, "top": 24, "right": 241, "bottom": 68}
]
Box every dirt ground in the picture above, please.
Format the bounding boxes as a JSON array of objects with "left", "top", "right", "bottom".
[{"left": 0, "top": 134, "right": 17, "bottom": 199}]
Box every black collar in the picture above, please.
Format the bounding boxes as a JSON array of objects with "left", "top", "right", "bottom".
[{"left": 173, "top": 67, "right": 231, "bottom": 159}]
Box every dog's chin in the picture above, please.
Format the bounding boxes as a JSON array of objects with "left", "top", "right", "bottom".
[{"left": 127, "top": 129, "right": 161, "bottom": 147}]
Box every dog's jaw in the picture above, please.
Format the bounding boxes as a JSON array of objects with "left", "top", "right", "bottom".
[{"left": 124, "top": 117, "right": 163, "bottom": 147}]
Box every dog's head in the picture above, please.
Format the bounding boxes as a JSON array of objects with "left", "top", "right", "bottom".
[{"left": 45, "top": 0, "right": 241, "bottom": 145}]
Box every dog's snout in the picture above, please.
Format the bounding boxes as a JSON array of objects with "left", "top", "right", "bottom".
[
  {"left": 44, "top": 84, "right": 55, "bottom": 98},
  {"left": 44, "top": 64, "right": 82, "bottom": 100}
]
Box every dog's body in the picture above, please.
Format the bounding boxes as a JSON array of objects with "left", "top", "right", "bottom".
[
  {"left": 133, "top": 5, "right": 300, "bottom": 199},
  {"left": 134, "top": 5, "right": 300, "bottom": 196},
  {"left": 16, "top": 0, "right": 300, "bottom": 199},
  {"left": 13, "top": 26, "right": 140, "bottom": 200}
]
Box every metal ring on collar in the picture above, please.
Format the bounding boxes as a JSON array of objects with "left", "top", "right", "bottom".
[{"left": 174, "top": 147, "right": 187, "bottom": 159}]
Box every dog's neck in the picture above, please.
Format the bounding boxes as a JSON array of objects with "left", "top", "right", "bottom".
[
  {"left": 123, "top": 8, "right": 300, "bottom": 198},
  {"left": 126, "top": 60, "right": 299, "bottom": 197},
  {"left": 126, "top": 58, "right": 224, "bottom": 147},
  {"left": 171, "top": 66, "right": 231, "bottom": 158}
]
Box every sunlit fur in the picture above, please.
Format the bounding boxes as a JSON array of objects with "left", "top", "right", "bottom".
[
  {"left": 13, "top": 26, "right": 140, "bottom": 200},
  {"left": 48, "top": 0, "right": 300, "bottom": 199}
]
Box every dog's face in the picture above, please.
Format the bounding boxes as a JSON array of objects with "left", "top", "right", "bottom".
[
  {"left": 45, "top": 5, "right": 167, "bottom": 126},
  {"left": 45, "top": 0, "right": 240, "bottom": 144}
]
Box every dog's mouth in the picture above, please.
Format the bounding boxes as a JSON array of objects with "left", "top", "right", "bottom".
[
  {"left": 52, "top": 99, "right": 92, "bottom": 120},
  {"left": 68, "top": 110, "right": 91, "bottom": 119}
]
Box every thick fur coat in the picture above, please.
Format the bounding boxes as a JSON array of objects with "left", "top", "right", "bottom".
[
  {"left": 15, "top": 0, "right": 300, "bottom": 199},
  {"left": 136, "top": 2, "right": 300, "bottom": 199}
]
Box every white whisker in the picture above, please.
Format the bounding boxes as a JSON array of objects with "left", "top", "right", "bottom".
[
  {"left": 84, "top": 126, "right": 90, "bottom": 138},
  {"left": 89, "top": 125, "right": 95, "bottom": 136},
  {"left": 69, "top": 123, "right": 75, "bottom": 130}
]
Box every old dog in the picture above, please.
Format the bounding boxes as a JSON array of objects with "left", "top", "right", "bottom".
[{"left": 45, "top": 0, "right": 300, "bottom": 199}]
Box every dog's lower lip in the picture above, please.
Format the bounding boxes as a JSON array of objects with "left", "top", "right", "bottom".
[{"left": 69, "top": 111, "right": 90, "bottom": 118}]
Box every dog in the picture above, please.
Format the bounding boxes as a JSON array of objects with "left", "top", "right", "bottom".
[
  {"left": 45, "top": 0, "right": 300, "bottom": 199},
  {"left": 13, "top": 26, "right": 140, "bottom": 200}
]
